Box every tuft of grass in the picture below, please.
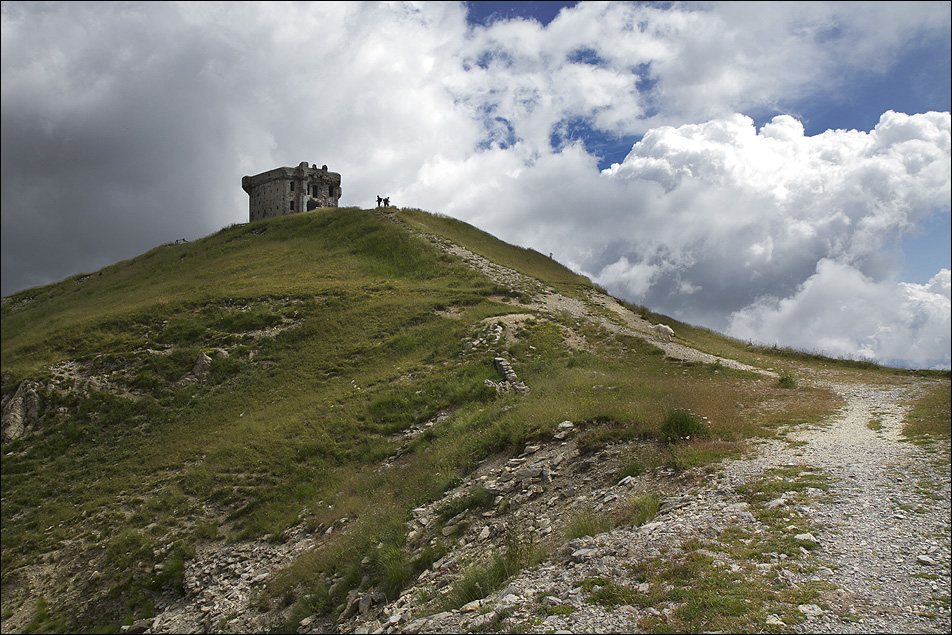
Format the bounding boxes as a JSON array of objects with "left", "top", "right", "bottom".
[
  {"left": 545, "top": 604, "right": 577, "bottom": 616},
  {"left": 374, "top": 545, "right": 411, "bottom": 600},
  {"left": 564, "top": 511, "right": 612, "bottom": 541},
  {"left": 581, "top": 577, "right": 638, "bottom": 609},
  {"left": 735, "top": 465, "right": 833, "bottom": 505},
  {"left": 616, "top": 443, "right": 670, "bottom": 478},
  {"left": 671, "top": 439, "right": 744, "bottom": 470},
  {"left": 660, "top": 409, "right": 710, "bottom": 442},
  {"left": 283, "top": 578, "right": 332, "bottom": 631},
  {"left": 623, "top": 492, "right": 661, "bottom": 527},
  {"left": 441, "top": 531, "right": 545, "bottom": 610},
  {"left": 576, "top": 418, "right": 649, "bottom": 454},
  {"left": 435, "top": 485, "right": 494, "bottom": 524}
]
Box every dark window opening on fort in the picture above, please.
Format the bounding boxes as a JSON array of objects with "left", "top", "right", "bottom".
[
  {"left": 290, "top": 182, "right": 295, "bottom": 192},
  {"left": 312, "top": 185, "right": 319, "bottom": 197},
  {"left": 289, "top": 201, "right": 295, "bottom": 211}
]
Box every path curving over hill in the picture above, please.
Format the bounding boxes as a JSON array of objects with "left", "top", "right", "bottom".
[{"left": 428, "top": 231, "right": 772, "bottom": 376}]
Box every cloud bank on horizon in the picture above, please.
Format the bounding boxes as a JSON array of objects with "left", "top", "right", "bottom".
[{"left": 2, "top": 1, "right": 949, "bottom": 369}]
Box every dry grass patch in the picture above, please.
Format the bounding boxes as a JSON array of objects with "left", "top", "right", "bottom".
[
  {"left": 671, "top": 439, "right": 745, "bottom": 470},
  {"left": 745, "top": 381, "right": 843, "bottom": 437},
  {"left": 903, "top": 381, "right": 951, "bottom": 445}
]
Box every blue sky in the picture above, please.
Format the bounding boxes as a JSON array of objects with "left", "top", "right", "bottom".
[
  {"left": 463, "top": 1, "right": 951, "bottom": 287},
  {"left": 2, "top": 1, "right": 950, "bottom": 368}
]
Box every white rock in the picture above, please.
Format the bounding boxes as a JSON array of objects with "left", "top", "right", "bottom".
[
  {"left": 387, "top": 612, "right": 404, "bottom": 625},
  {"left": 799, "top": 603, "right": 823, "bottom": 617}
]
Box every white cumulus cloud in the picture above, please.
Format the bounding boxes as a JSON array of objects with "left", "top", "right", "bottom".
[
  {"left": 2, "top": 1, "right": 949, "bottom": 368},
  {"left": 574, "top": 110, "right": 950, "bottom": 368},
  {"left": 728, "top": 264, "right": 951, "bottom": 370}
]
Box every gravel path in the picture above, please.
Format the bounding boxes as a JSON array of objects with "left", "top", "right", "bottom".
[{"left": 721, "top": 376, "right": 951, "bottom": 633}]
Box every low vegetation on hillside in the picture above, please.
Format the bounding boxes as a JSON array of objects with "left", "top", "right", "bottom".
[{"left": 2, "top": 207, "right": 947, "bottom": 633}]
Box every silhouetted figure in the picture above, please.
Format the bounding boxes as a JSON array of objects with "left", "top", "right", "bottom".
[
  {"left": 377, "top": 195, "right": 383, "bottom": 207},
  {"left": 384, "top": 197, "right": 390, "bottom": 208}
]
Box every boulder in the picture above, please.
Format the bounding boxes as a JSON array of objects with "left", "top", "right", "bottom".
[{"left": 192, "top": 352, "right": 214, "bottom": 378}]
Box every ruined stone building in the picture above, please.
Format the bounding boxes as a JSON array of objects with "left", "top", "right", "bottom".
[{"left": 241, "top": 162, "right": 342, "bottom": 222}]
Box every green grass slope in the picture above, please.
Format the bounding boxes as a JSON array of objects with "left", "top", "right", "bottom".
[{"left": 1, "top": 206, "right": 945, "bottom": 633}]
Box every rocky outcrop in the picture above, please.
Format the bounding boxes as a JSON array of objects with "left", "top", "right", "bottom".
[
  {"left": 192, "top": 352, "right": 214, "bottom": 378},
  {"left": 177, "top": 349, "right": 230, "bottom": 387},
  {"left": 1, "top": 380, "right": 39, "bottom": 443},
  {"left": 484, "top": 357, "right": 529, "bottom": 395}
]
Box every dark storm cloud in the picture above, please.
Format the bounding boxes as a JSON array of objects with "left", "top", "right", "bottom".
[
  {"left": 1, "top": 2, "right": 254, "bottom": 294},
  {"left": 2, "top": 1, "right": 949, "bottom": 368}
]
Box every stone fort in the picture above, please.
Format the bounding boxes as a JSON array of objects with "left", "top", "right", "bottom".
[{"left": 242, "top": 162, "right": 342, "bottom": 222}]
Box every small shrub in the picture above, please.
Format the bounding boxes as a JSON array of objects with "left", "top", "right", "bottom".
[
  {"left": 778, "top": 373, "right": 797, "bottom": 389},
  {"left": 660, "top": 409, "right": 709, "bottom": 442}
]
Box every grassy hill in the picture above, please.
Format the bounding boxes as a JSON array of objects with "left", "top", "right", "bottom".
[{"left": 1, "top": 206, "right": 947, "bottom": 633}]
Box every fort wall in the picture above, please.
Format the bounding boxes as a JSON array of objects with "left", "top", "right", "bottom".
[{"left": 242, "top": 162, "right": 342, "bottom": 222}]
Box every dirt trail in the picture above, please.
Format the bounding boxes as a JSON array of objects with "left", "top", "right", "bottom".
[
  {"left": 430, "top": 232, "right": 773, "bottom": 376},
  {"left": 721, "top": 376, "right": 951, "bottom": 633}
]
